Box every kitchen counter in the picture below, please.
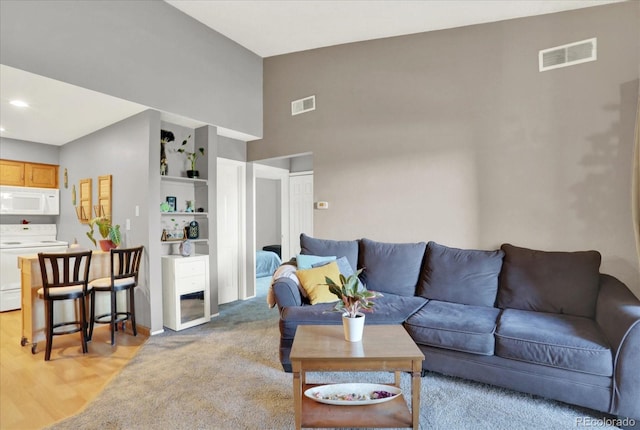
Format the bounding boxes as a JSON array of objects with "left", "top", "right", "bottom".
[{"left": 18, "top": 250, "right": 125, "bottom": 352}]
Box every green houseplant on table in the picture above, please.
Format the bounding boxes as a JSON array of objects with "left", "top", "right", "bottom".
[
  {"left": 87, "top": 216, "right": 121, "bottom": 251},
  {"left": 325, "top": 268, "right": 383, "bottom": 342}
]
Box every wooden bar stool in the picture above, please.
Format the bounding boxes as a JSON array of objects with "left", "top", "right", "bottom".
[
  {"left": 37, "top": 250, "right": 93, "bottom": 361},
  {"left": 88, "top": 246, "right": 143, "bottom": 345}
]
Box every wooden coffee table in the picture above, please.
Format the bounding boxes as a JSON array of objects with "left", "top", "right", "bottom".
[{"left": 290, "top": 324, "right": 424, "bottom": 429}]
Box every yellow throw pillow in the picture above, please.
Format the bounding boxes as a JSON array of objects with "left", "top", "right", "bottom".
[{"left": 296, "top": 261, "right": 342, "bottom": 305}]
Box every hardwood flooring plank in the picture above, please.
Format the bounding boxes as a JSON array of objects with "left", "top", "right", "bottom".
[{"left": 0, "top": 309, "right": 147, "bottom": 430}]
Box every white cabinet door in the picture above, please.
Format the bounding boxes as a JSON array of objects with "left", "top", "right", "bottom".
[
  {"left": 289, "top": 173, "right": 314, "bottom": 256},
  {"left": 217, "top": 159, "right": 245, "bottom": 304},
  {"left": 162, "top": 255, "right": 210, "bottom": 331}
]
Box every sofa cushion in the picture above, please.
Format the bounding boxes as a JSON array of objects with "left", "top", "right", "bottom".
[
  {"left": 359, "top": 238, "right": 426, "bottom": 296},
  {"left": 497, "top": 244, "right": 601, "bottom": 318},
  {"left": 313, "top": 256, "right": 364, "bottom": 289},
  {"left": 417, "top": 241, "right": 504, "bottom": 307},
  {"left": 296, "top": 262, "right": 341, "bottom": 305},
  {"left": 495, "top": 308, "right": 612, "bottom": 377},
  {"left": 297, "top": 254, "right": 336, "bottom": 270},
  {"left": 405, "top": 300, "right": 501, "bottom": 355},
  {"left": 300, "top": 233, "right": 359, "bottom": 271},
  {"left": 279, "top": 293, "right": 427, "bottom": 339}
]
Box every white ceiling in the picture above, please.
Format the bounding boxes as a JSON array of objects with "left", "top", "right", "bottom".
[
  {"left": 0, "top": 0, "right": 623, "bottom": 146},
  {"left": 166, "top": 0, "right": 622, "bottom": 57},
  {"left": 0, "top": 65, "right": 149, "bottom": 146}
]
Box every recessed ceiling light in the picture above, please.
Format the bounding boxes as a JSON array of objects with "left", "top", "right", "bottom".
[
  {"left": 10, "top": 100, "right": 29, "bottom": 107},
  {"left": 0, "top": 127, "right": 5, "bottom": 132}
]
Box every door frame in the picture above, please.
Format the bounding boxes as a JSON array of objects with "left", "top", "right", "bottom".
[{"left": 252, "top": 163, "right": 290, "bottom": 265}]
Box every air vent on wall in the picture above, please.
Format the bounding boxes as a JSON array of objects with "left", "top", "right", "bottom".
[
  {"left": 291, "top": 95, "right": 316, "bottom": 116},
  {"left": 539, "top": 38, "right": 597, "bottom": 72}
]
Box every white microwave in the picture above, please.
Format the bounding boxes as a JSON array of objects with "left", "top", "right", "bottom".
[{"left": 0, "top": 186, "right": 60, "bottom": 215}]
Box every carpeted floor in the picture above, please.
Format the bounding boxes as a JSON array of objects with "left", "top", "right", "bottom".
[{"left": 47, "top": 277, "right": 619, "bottom": 430}]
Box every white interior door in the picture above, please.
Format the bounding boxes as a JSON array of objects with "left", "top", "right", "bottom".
[
  {"left": 289, "top": 172, "right": 314, "bottom": 256},
  {"left": 217, "top": 158, "right": 245, "bottom": 305}
]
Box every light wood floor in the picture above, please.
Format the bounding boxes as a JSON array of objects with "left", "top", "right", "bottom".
[{"left": 0, "top": 309, "right": 147, "bottom": 430}]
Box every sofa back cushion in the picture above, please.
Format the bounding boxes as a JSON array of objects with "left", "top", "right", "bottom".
[
  {"left": 300, "top": 233, "right": 358, "bottom": 272},
  {"left": 497, "top": 243, "right": 601, "bottom": 318},
  {"left": 417, "top": 241, "right": 504, "bottom": 307},
  {"left": 359, "top": 238, "right": 426, "bottom": 296}
]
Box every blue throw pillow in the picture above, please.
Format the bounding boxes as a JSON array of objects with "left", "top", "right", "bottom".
[
  {"left": 417, "top": 241, "right": 504, "bottom": 307},
  {"left": 359, "top": 238, "right": 427, "bottom": 296},
  {"left": 296, "top": 254, "right": 336, "bottom": 270},
  {"left": 312, "top": 256, "right": 364, "bottom": 289},
  {"left": 300, "top": 233, "right": 359, "bottom": 272}
]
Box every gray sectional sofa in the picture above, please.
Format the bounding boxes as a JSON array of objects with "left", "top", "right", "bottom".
[{"left": 271, "top": 234, "right": 640, "bottom": 421}]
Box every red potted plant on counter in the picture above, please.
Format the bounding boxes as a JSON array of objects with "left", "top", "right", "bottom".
[{"left": 87, "top": 217, "right": 121, "bottom": 251}]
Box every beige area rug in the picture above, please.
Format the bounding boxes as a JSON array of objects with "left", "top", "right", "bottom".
[{"left": 48, "top": 282, "right": 619, "bottom": 430}]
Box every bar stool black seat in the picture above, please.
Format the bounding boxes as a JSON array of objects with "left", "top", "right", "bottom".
[
  {"left": 37, "top": 250, "right": 93, "bottom": 361},
  {"left": 88, "top": 246, "right": 143, "bottom": 345}
]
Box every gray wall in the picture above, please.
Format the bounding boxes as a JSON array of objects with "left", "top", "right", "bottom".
[
  {"left": 58, "top": 110, "right": 158, "bottom": 330},
  {"left": 0, "top": 0, "right": 262, "bottom": 138},
  {"left": 0, "top": 138, "right": 59, "bottom": 164},
  {"left": 218, "top": 136, "right": 247, "bottom": 162},
  {"left": 248, "top": 2, "right": 640, "bottom": 296}
]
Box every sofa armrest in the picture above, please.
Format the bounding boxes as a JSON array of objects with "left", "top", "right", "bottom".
[
  {"left": 273, "top": 277, "right": 303, "bottom": 309},
  {"left": 595, "top": 274, "right": 640, "bottom": 419}
]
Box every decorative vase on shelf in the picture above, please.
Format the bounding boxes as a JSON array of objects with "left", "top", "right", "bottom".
[
  {"left": 187, "top": 220, "right": 199, "bottom": 239},
  {"left": 186, "top": 170, "right": 199, "bottom": 178},
  {"left": 342, "top": 312, "right": 365, "bottom": 342}
]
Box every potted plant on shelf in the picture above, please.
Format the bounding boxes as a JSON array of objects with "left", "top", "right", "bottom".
[
  {"left": 325, "top": 269, "right": 383, "bottom": 342},
  {"left": 87, "top": 216, "right": 122, "bottom": 251},
  {"left": 177, "top": 134, "right": 205, "bottom": 178}
]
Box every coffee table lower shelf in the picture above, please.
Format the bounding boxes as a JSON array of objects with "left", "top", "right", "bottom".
[{"left": 301, "top": 383, "right": 412, "bottom": 429}]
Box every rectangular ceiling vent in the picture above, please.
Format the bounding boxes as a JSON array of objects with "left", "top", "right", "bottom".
[
  {"left": 291, "top": 95, "right": 316, "bottom": 116},
  {"left": 539, "top": 38, "right": 597, "bottom": 72}
]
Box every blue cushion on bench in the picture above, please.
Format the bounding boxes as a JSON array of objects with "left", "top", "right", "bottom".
[
  {"left": 495, "top": 309, "right": 612, "bottom": 377},
  {"left": 404, "top": 300, "right": 501, "bottom": 355}
]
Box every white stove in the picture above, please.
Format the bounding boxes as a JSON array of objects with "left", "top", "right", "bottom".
[{"left": 0, "top": 224, "right": 68, "bottom": 311}]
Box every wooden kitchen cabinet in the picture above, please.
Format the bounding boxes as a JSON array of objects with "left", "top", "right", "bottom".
[
  {"left": 0, "top": 159, "right": 25, "bottom": 186},
  {"left": 0, "top": 159, "right": 58, "bottom": 188},
  {"left": 25, "top": 163, "right": 58, "bottom": 188}
]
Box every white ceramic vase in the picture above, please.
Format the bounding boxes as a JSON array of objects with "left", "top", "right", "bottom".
[{"left": 342, "top": 312, "right": 365, "bottom": 342}]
